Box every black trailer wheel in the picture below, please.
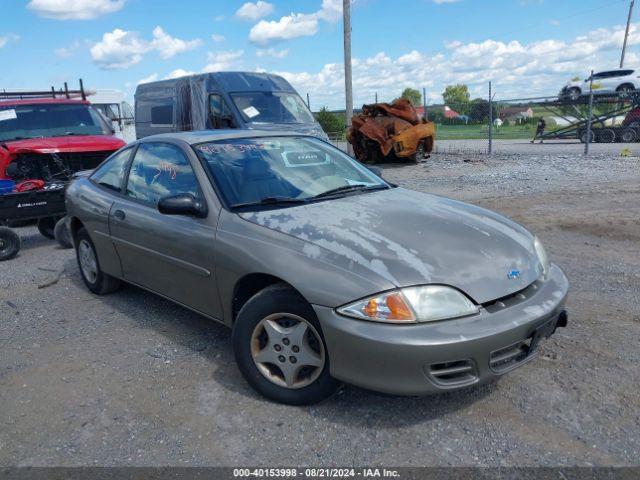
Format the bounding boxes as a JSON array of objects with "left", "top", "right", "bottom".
[
  {"left": 0, "top": 227, "right": 21, "bottom": 261},
  {"left": 580, "top": 130, "right": 595, "bottom": 144},
  {"left": 598, "top": 129, "right": 616, "bottom": 143},
  {"left": 37, "top": 216, "right": 61, "bottom": 240},
  {"left": 620, "top": 128, "right": 636, "bottom": 143}
]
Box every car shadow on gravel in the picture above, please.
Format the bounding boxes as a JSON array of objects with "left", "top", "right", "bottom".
[{"left": 63, "top": 258, "right": 496, "bottom": 425}]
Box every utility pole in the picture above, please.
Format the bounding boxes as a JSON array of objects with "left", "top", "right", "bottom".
[
  {"left": 585, "top": 71, "right": 595, "bottom": 156},
  {"left": 621, "top": 0, "right": 635, "bottom": 68},
  {"left": 422, "top": 87, "right": 427, "bottom": 121},
  {"left": 306, "top": 92, "right": 310, "bottom": 110},
  {"left": 343, "top": 0, "right": 354, "bottom": 155}
]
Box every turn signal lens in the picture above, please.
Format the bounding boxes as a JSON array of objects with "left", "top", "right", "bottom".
[{"left": 338, "top": 291, "right": 416, "bottom": 323}]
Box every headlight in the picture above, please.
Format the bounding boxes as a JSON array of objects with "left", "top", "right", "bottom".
[
  {"left": 337, "top": 285, "right": 479, "bottom": 324},
  {"left": 534, "top": 236, "right": 550, "bottom": 278}
]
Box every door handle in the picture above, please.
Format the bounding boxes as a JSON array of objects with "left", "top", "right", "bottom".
[{"left": 113, "top": 209, "right": 126, "bottom": 221}]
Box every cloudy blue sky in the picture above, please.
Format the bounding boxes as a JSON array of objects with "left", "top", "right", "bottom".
[{"left": 1, "top": 0, "right": 638, "bottom": 108}]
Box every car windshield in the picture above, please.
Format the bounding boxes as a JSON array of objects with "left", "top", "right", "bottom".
[
  {"left": 195, "top": 136, "right": 388, "bottom": 209},
  {"left": 230, "top": 92, "right": 315, "bottom": 124},
  {"left": 0, "top": 103, "right": 108, "bottom": 141}
]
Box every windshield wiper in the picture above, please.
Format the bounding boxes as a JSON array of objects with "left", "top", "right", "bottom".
[
  {"left": 232, "top": 196, "right": 309, "bottom": 209},
  {"left": 313, "top": 184, "right": 388, "bottom": 199}
]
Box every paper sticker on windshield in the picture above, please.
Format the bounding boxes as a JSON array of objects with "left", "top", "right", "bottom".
[
  {"left": 243, "top": 106, "right": 260, "bottom": 118},
  {"left": 0, "top": 109, "right": 17, "bottom": 122}
]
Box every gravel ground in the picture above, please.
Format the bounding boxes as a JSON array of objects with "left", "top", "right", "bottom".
[{"left": 1, "top": 152, "right": 639, "bottom": 467}]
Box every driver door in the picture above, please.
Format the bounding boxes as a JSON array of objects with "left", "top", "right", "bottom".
[{"left": 108, "top": 141, "right": 222, "bottom": 318}]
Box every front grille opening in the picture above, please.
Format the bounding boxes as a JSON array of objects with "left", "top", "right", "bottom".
[
  {"left": 490, "top": 338, "right": 533, "bottom": 373},
  {"left": 428, "top": 359, "right": 477, "bottom": 386}
]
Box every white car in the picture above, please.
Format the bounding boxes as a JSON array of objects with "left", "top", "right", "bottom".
[{"left": 560, "top": 69, "right": 638, "bottom": 100}]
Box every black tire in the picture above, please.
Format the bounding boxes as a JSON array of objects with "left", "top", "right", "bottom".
[
  {"left": 37, "top": 216, "right": 61, "bottom": 239},
  {"left": 410, "top": 141, "right": 426, "bottom": 163},
  {"left": 232, "top": 283, "right": 339, "bottom": 405},
  {"left": 75, "top": 227, "right": 121, "bottom": 295},
  {"left": 617, "top": 84, "right": 634, "bottom": 99},
  {"left": 0, "top": 226, "right": 21, "bottom": 261},
  {"left": 580, "top": 130, "right": 595, "bottom": 143},
  {"left": 620, "top": 128, "right": 636, "bottom": 143},
  {"left": 597, "top": 129, "right": 616, "bottom": 143},
  {"left": 54, "top": 217, "right": 73, "bottom": 249}
]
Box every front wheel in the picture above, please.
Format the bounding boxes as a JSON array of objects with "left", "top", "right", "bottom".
[
  {"left": 567, "top": 88, "right": 581, "bottom": 101},
  {"left": 75, "top": 228, "right": 121, "bottom": 295},
  {"left": 232, "top": 284, "right": 339, "bottom": 405}
]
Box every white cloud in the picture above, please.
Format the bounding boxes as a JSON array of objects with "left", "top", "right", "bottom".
[
  {"left": 54, "top": 39, "right": 91, "bottom": 58},
  {"left": 91, "top": 29, "right": 149, "bottom": 69},
  {"left": 211, "top": 34, "right": 226, "bottom": 42},
  {"left": 249, "top": 13, "right": 318, "bottom": 45},
  {"left": 273, "top": 22, "right": 640, "bottom": 109},
  {"left": 248, "top": 0, "right": 341, "bottom": 45},
  {"left": 164, "top": 69, "right": 196, "bottom": 79},
  {"left": 316, "top": 0, "right": 342, "bottom": 22},
  {"left": 256, "top": 47, "right": 289, "bottom": 58},
  {"left": 151, "top": 26, "right": 202, "bottom": 59},
  {"left": 137, "top": 73, "right": 158, "bottom": 84},
  {"left": 236, "top": 1, "right": 274, "bottom": 21},
  {"left": 0, "top": 34, "right": 19, "bottom": 49},
  {"left": 91, "top": 26, "right": 201, "bottom": 69},
  {"left": 27, "top": 0, "right": 125, "bottom": 20},
  {"left": 203, "top": 50, "right": 244, "bottom": 72}
]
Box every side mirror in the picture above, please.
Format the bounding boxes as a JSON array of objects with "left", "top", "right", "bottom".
[
  {"left": 367, "top": 166, "right": 383, "bottom": 178},
  {"left": 158, "top": 194, "right": 207, "bottom": 218}
]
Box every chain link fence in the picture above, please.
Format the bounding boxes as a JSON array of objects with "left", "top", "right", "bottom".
[{"left": 324, "top": 81, "right": 640, "bottom": 156}]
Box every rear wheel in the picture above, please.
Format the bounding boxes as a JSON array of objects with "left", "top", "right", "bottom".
[
  {"left": 37, "top": 216, "right": 62, "bottom": 239},
  {"left": 597, "top": 129, "right": 616, "bottom": 143},
  {"left": 232, "top": 284, "right": 339, "bottom": 405},
  {"left": 580, "top": 130, "right": 595, "bottom": 143},
  {"left": 54, "top": 217, "right": 73, "bottom": 249},
  {"left": 617, "top": 84, "right": 634, "bottom": 99},
  {"left": 620, "top": 128, "right": 636, "bottom": 143},
  {"left": 0, "top": 227, "right": 20, "bottom": 261},
  {"left": 75, "top": 228, "right": 121, "bottom": 295}
]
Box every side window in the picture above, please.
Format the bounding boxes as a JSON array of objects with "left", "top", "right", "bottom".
[
  {"left": 90, "top": 148, "right": 132, "bottom": 192},
  {"left": 151, "top": 103, "right": 174, "bottom": 125},
  {"left": 125, "top": 143, "right": 199, "bottom": 205},
  {"left": 209, "top": 94, "right": 234, "bottom": 128}
]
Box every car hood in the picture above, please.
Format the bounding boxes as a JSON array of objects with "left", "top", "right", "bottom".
[
  {"left": 247, "top": 122, "right": 329, "bottom": 141},
  {"left": 239, "top": 188, "right": 543, "bottom": 304},
  {"left": 2, "top": 135, "right": 126, "bottom": 154}
]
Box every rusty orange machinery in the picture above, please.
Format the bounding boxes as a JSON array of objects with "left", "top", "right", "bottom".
[{"left": 347, "top": 99, "right": 435, "bottom": 164}]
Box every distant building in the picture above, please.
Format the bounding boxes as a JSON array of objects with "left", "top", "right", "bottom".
[
  {"left": 499, "top": 106, "right": 534, "bottom": 123},
  {"left": 415, "top": 105, "right": 461, "bottom": 120}
]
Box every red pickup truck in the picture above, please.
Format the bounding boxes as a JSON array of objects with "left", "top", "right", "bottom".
[{"left": 0, "top": 94, "right": 126, "bottom": 260}]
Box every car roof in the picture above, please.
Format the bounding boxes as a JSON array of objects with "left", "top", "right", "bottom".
[
  {"left": 0, "top": 98, "right": 90, "bottom": 106},
  {"left": 139, "top": 130, "right": 315, "bottom": 145}
]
